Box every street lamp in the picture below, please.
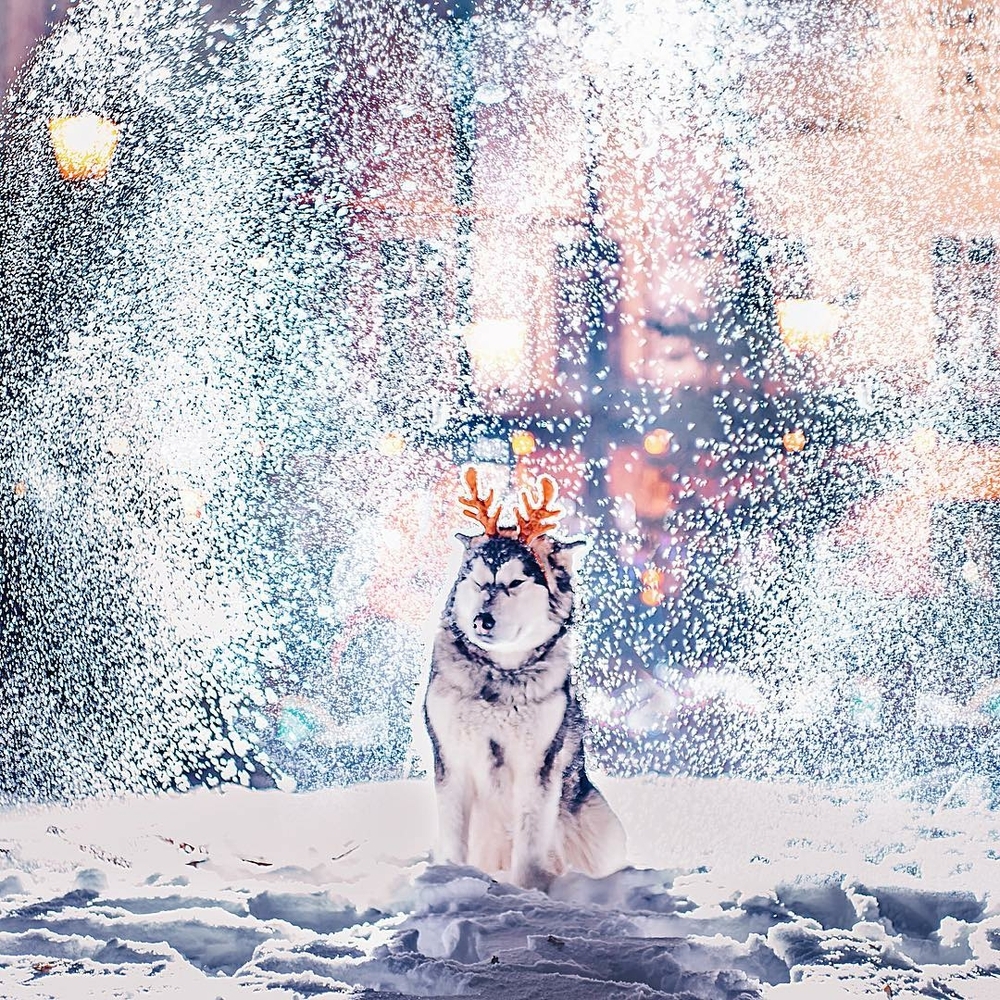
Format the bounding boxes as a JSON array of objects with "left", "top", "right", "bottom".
[
  {"left": 48, "top": 113, "right": 120, "bottom": 180},
  {"left": 776, "top": 298, "right": 842, "bottom": 355},
  {"left": 444, "top": 0, "right": 477, "bottom": 415},
  {"left": 462, "top": 317, "right": 528, "bottom": 394}
]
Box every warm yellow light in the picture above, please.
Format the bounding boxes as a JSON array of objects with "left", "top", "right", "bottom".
[
  {"left": 48, "top": 113, "right": 121, "bottom": 181},
  {"left": 643, "top": 428, "right": 672, "bottom": 456},
  {"left": 12, "top": 481, "right": 27, "bottom": 500},
  {"left": 179, "top": 487, "right": 206, "bottom": 520},
  {"left": 639, "top": 567, "right": 666, "bottom": 607},
  {"left": 640, "top": 587, "right": 664, "bottom": 607},
  {"left": 377, "top": 431, "right": 406, "bottom": 457},
  {"left": 782, "top": 429, "right": 807, "bottom": 453},
  {"left": 463, "top": 319, "right": 527, "bottom": 387},
  {"left": 776, "top": 299, "right": 842, "bottom": 355},
  {"left": 510, "top": 430, "right": 536, "bottom": 456},
  {"left": 910, "top": 427, "right": 938, "bottom": 455}
]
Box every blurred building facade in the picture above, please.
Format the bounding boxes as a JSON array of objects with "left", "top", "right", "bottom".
[
  {"left": 328, "top": 0, "right": 1000, "bottom": 750},
  {"left": 5, "top": 0, "right": 1000, "bottom": 763},
  {"left": 742, "top": 0, "right": 1000, "bottom": 598}
]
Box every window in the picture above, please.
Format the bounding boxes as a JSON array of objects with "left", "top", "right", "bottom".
[
  {"left": 930, "top": 1, "right": 999, "bottom": 127},
  {"left": 931, "top": 236, "right": 1000, "bottom": 383}
]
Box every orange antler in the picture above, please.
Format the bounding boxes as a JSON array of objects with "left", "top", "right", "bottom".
[
  {"left": 459, "top": 467, "right": 501, "bottom": 536},
  {"left": 515, "top": 474, "right": 561, "bottom": 546}
]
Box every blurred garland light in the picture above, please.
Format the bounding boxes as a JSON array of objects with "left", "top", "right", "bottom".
[
  {"left": 179, "top": 487, "right": 206, "bottom": 520},
  {"left": 639, "top": 566, "right": 665, "bottom": 607},
  {"left": 377, "top": 431, "right": 406, "bottom": 457},
  {"left": 910, "top": 427, "right": 938, "bottom": 454},
  {"left": 643, "top": 428, "right": 672, "bottom": 456},
  {"left": 510, "top": 430, "right": 536, "bottom": 456},
  {"left": 782, "top": 429, "right": 807, "bottom": 453},
  {"left": 776, "top": 299, "right": 842, "bottom": 355},
  {"left": 48, "top": 113, "right": 121, "bottom": 181}
]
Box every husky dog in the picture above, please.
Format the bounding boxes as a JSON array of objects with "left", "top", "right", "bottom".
[{"left": 424, "top": 469, "right": 626, "bottom": 889}]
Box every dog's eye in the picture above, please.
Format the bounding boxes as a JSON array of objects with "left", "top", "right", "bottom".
[{"left": 509, "top": 579, "right": 525, "bottom": 589}]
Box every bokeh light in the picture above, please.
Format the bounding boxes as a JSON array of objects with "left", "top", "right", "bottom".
[
  {"left": 48, "top": 112, "right": 120, "bottom": 180},
  {"left": 377, "top": 432, "right": 407, "bottom": 457},
  {"left": 776, "top": 299, "right": 841, "bottom": 355},
  {"left": 782, "top": 429, "right": 806, "bottom": 453},
  {"left": 643, "top": 428, "right": 672, "bottom": 456},
  {"left": 510, "top": 430, "right": 536, "bottom": 457}
]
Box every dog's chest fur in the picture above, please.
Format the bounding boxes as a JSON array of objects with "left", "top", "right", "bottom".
[{"left": 425, "top": 630, "right": 573, "bottom": 784}]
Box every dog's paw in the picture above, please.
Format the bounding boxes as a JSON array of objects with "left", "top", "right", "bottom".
[{"left": 511, "top": 862, "right": 554, "bottom": 892}]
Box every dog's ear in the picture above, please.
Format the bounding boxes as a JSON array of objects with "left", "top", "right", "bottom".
[{"left": 548, "top": 536, "right": 588, "bottom": 574}]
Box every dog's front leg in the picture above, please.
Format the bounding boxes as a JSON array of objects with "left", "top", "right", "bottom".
[
  {"left": 434, "top": 773, "right": 473, "bottom": 866},
  {"left": 509, "top": 780, "right": 561, "bottom": 890}
]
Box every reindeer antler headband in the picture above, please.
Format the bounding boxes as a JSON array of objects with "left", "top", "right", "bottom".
[{"left": 459, "top": 466, "right": 562, "bottom": 545}]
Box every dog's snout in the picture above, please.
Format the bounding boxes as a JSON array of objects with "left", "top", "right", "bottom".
[{"left": 474, "top": 612, "right": 496, "bottom": 634}]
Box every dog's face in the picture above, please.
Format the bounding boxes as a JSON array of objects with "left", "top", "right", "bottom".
[{"left": 450, "top": 534, "right": 579, "bottom": 661}]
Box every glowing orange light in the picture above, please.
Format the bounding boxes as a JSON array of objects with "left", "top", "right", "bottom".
[
  {"left": 377, "top": 432, "right": 406, "bottom": 457},
  {"left": 782, "top": 429, "right": 807, "bottom": 453},
  {"left": 643, "top": 428, "right": 672, "bottom": 456},
  {"left": 48, "top": 113, "right": 121, "bottom": 181},
  {"left": 12, "top": 481, "right": 27, "bottom": 499},
  {"left": 776, "top": 299, "right": 842, "bottom": 355},
  {"left": 640, "top": 567, "right": 665, "bottom": 605},
  {"left": 510, "top": 430, "right": 536, "bottom": 457}
]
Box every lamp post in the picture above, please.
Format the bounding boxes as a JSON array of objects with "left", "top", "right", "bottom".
[
  {"left": 48, "top": 113, "right": 120, "bottom": 180},
  {"left": 432, "top": 0, "right": 520, "bottom": 472},
  {"left": 561, "top": 77, "right": 620, "bottom": 521},
  {"left": 448, "top": 0, "right": 477, "bottom": 418},
  {"left": 775, "top": 298, "right": 842, "bottom": 355}
]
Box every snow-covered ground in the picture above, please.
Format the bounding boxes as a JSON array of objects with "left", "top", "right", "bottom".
[{"left": 1, "top": 772, "right": 1000, "bottom": 998}]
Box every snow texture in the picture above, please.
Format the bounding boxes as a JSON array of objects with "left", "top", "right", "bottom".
[{"left": 1, "top": 775, "right": 1000, "bottom": 998}]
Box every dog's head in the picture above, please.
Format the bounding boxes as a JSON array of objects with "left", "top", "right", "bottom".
[{"left": 449, "top": 533, "right": 584, "bottom": 660}]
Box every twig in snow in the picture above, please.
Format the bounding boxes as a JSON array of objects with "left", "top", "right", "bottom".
[{"left": 331, "top": 843, "right": 361, "bottom": 862}]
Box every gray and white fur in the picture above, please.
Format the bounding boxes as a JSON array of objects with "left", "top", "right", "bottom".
[{"left": 424, "top": 532, "right": 626, "bottom": 889}]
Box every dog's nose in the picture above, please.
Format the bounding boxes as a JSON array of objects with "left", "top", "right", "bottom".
[{"left": 474, "top": 612, "right": 495, "bottom": 634}]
